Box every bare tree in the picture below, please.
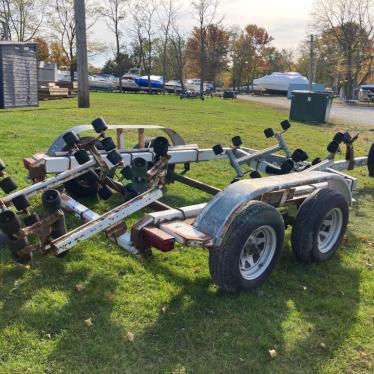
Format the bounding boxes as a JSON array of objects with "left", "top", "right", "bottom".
[
  {"left": 99, "top": 0, "right": 128, "bottom": 91},
  {"left": 191, "top": 0, "right": 222, "bottom": 96},
  {"left": 0, "top": 0, "right": 46, "bottom": 41},
  {"left": 47, "top": 0, "right": 100, "bottom": 82},
  {"left": 159, "top": 0, "right": 179, "bottom": 94},
  {"left": 130, "top": 0, "right": 159, "bottom": 93},
  {"left": 312, "top": 0, "right": 374, "bottom": 99},
  {"left": 170, "top": 22, "right": 186, "bottom": 91}
]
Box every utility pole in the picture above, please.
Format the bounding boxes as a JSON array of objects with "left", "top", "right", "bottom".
[
  {"left": 308, "top": 34, "right": 314, "bottom": 92},
  {"left": 74, "top": 0, "right": 90, "bottom": 108}
]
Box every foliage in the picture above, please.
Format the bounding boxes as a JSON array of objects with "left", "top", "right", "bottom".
[
  {"left": 49, "top": 40, "right": 69, "bottom": 68},
  {"left": 0, "top": 0, "right": 46, "bottom": 41},
  {"left": 101, "top": 52, "right": 134, "bottom": 76},
  {"left": 34, "top": 37, "right": 49, "bottom": 61},
  {"left": 186, "top": 25, "right": 230, "bottom": 87},
  {"left": 230, "top": 24, "right": 276, "bottom": 89},
  {"left": 311, "top": 0, "right": 374, "bottom": 98}
]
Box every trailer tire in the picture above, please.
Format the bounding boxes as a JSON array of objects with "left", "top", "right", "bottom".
[
  {"left": 291, "top": 188, "right": 349, "bottom": 263},
  {"left": 209, "top": 201, "right": 284, "bottom": 293},
  {"left": 368, "top": 143, "right": 374, "bottom": 177}
]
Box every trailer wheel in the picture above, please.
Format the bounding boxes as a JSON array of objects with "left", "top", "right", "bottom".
[
  {"left": 368, "top": 143, "right": 374, "bottom": 177},
  {"left": 209, "top": 201, "right": 284, "bottom": 293},
  {"left": 0, "top": 210, "right": 21, "bottom": 235},
  {"left": 291, "top": 188, "right": 349, "bottom": 263}
]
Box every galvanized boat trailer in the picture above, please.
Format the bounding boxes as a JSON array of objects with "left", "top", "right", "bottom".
[{"left": 1, "top": 118, "right": 373, "bottom": 292}]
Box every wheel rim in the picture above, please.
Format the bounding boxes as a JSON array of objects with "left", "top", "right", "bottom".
[
  {"left": 318, "top": 208, "right": 343, "bottom": 254},
  {"left": 239, "top": 225, "right": 277, "bottom": 280}
]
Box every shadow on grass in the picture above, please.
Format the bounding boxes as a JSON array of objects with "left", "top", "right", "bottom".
[
  {"left": 0, "top": 225, "right": 362, "bottom": 373},
  {"left": 0, "top": 106, "right": 75, "bottom": 114}
]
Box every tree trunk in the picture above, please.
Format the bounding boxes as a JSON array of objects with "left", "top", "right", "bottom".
[
  {"left": 346, "top": 49, "right": 354, "bottom": 100},
  {"left": 148, "top": 37, "right": 152, "bottom": 94},
  {"left": 162, "top": 43, "right": 167, "bottom": 95},
  {"left": 116, "top": 30, "right": 123, "bottom": 93},
  {"left": 199, "top": 29, "right": 205, "bottom": 98}
]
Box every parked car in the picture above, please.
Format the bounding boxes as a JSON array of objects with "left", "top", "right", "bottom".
[{"left": 359, "top": 85, "right": 374, "bottom": 102}]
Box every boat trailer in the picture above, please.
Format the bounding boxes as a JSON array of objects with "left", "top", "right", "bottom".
[{"left": 1, "top": 118, "right": 373, "bottom": 292}]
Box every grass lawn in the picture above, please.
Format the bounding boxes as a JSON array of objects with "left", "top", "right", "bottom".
[{"left": 0, "top": 93, "right": 373, "bottom": 373}]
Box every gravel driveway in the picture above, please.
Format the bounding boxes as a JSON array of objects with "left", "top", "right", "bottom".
[{"left": 238, "top": 95, "right": 374, "bottom": 128}]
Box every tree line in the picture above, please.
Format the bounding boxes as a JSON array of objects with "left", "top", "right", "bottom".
[{"left": 0, "top": 0, "right": 373, "bottom": 98}]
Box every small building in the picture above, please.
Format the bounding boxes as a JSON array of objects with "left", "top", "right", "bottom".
[
  {"left": 38, "top": 61, "right": 58, "bottom": 83},
  {"left": 0, "top": 41, "right": 38, "bottom": 109}
]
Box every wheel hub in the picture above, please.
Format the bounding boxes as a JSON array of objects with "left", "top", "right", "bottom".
[
  {"left": 239, "top": 225, "right": 277, "bottom": 280},
  {"left": 318, "top": 208, "right": 343, "bottom": 254}
]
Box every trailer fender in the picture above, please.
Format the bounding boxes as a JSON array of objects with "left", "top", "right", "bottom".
[{"left": 194, "top": 171, "right": 352, "bottom": 246}]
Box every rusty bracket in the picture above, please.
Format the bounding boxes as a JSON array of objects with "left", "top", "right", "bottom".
[
  {"left": 261, "top": 188, "right": 296, "bottom": 207},
  {"left": 105, "top": 221, "right": 127, "bottom": 240},
  {"left": 20, "top": 210, "right": 64, "bottom": 241}
]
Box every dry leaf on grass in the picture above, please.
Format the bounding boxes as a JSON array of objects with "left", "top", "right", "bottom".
[
  {"left": 127, "top": 332, "right": 135, "bottom": 341},
  {"left": 84, "top": 318, "right": 93, "bottom": 327},
  {"left": 75, "top": 283, "right": 86, "bottom": 292},
  {"left": 268, "top": 349, "right": 277, "bottom": 358}
]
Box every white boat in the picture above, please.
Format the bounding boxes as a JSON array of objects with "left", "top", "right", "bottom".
[
  {"left": 253, "top": 72, "right": 309, "bottom": 94},
  {"left": 89, "top": 74, "right": 117, "bottom": 91},
  {"left": 120, "top": 73, "right": 141, "bottom": 92},
  {"left": 165, "top": 80, "right": 183, "bottom": 93},
  {"left": 185, "top": 79, "right": 212, "bottom": 93}
]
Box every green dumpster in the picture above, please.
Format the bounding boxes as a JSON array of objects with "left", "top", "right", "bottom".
[
  {"left": 223, "top": 90, "right": 237, "bottom": 99},
  {"left": 290, "top": 90, "right": 332, "bottom": 123}
]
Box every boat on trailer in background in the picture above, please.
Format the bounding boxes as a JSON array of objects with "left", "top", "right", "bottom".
[{"left": 253, "top": 72, "right": 309, "bottom": 95}]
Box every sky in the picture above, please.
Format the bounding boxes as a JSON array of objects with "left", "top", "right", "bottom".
[{"left": 90, "top": 0, "right": 314, "bottom": 66}]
